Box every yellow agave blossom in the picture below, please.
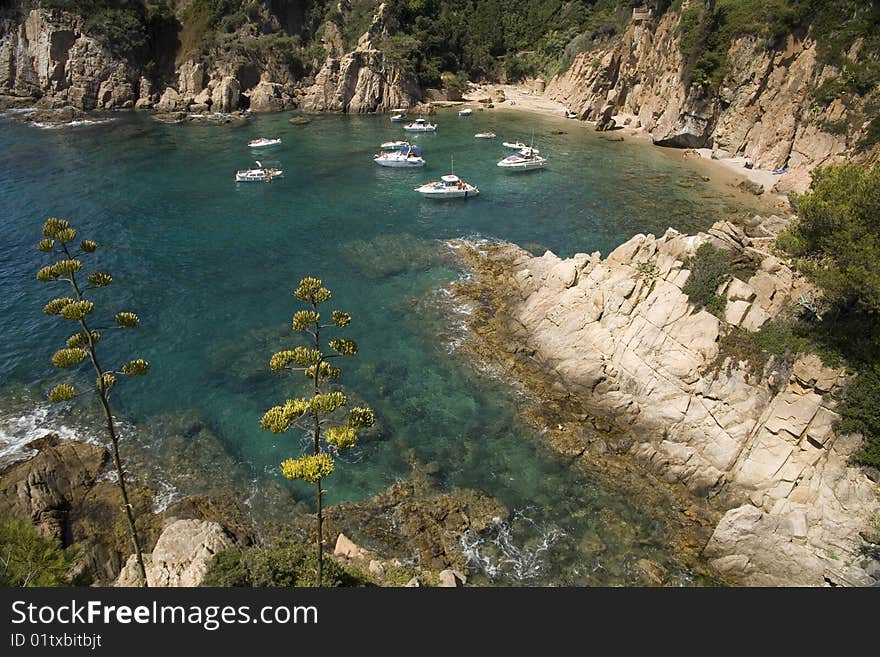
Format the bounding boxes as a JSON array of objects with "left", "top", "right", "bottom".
[{"left": 280, "top": 453, "right": 334, "bottom": 483}]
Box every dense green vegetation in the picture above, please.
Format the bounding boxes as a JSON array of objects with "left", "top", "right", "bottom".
[
  {"left": 675, "top": 0, "right": 880, "bottom": 98},
  {"left": 765, "top": 165, "right": 880, "bottom": 467},
  {"left": 203, "top": 540, "right": 371, "bottom": 587},
  {"left": 0, "top": 517, "right": 81, "bottom": 587},
  {"left": 682, "top": 242, "right": 733, "bottom": 316},
  {"left": 379, "top": 0, "right": 645, "bottom": 88}
]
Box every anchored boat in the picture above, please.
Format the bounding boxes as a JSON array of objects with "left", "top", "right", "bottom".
[
  {"left": 248, "top": 137, "right": 281, "bottom": 148},
  {"left": 474, "top": 132, "right": 496, "bottom": 139},
  {"left": 390, "top": 109, "right": 408, "bottom": 122},
  {"left": 236, "top": 161, "right": 283, "bottom": 182},
  {"left": 497, "top": 147, "right": 547, "bottom": 171},
  {"left": 404, "top": 118, "right": 437, "bottom": 132},
  {"left": 380, "top": 140, "right": 410, "bottom": 150},
  {"left": 374, "top": 144, "right": 425, "bottom": 168},
  {"left": 415, "top": 174, "right": 479, "bottom": 198},
  {"left": 458, "top": 108, "right": 473, "bottom": 116}
]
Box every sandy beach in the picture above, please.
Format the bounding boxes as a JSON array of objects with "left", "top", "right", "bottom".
[{"left": 459, "top": 83, "right": 793, "bottom": 211}]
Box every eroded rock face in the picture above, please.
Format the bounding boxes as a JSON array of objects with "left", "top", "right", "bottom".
[
  {"left": 0, "top": 440, "right": 106, "bottom": 541},
  {"left": 546, "top": 10, "right": 877, "bottom": 188},
  {"left": 456, "top": 217, "right": 880, "bottom": 586},
  {"left": 300, "top": 48, "right": 421, "bottom": 113},
  {"left": 115, "top": 519, "right": 233, "bottom": 587},
  {"left": 0, "top": 9, "right": 140, "bottom": 109}
]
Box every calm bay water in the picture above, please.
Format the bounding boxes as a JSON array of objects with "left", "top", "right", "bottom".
[{"left": 0, "top": 108, "right": 755, "bottom": 585}]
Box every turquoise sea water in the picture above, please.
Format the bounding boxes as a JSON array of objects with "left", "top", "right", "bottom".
[{"left": 0, "top": 109, "right": 756, "bottom": 584}]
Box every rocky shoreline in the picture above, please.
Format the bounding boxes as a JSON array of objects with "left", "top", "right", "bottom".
[
  {"left": 449, "top": 215, "right": 880, "bottom": 586},
  {"left": 0, "top": 424, "right": 507, "bottom": 587}
]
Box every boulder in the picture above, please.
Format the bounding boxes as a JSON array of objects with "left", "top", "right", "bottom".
[
  {"left": 333, "top": 532, "right": 367, "bottom": 559},
  {"left": 437, "top": 569, "right": 467, "bottom": 587},
  {"left": 115, "top": 519, "right": 232, "bottom": 587}
]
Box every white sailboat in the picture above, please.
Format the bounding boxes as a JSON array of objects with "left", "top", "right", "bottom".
[{"left": 248, "top": 137, "right": 281, "bottom": 148}]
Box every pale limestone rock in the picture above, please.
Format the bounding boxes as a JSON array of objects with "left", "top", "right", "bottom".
[
  {"left": 211, "top": 77, "right": 240, "bottom": 113},
  {"left": 115, "top": 520, "right": 232, "bottom": 587},
  {"left": 438, "top": 569, "right": 466, "bottom": 587},
  {"left": 368, "top": 560, "right": 385, "bottom": 576},
  {"left": 462, "top": 217, "right": 880, "bottom": 586},
  {"left": 333, "top": 532, "right": 366, "bottom": 559}
]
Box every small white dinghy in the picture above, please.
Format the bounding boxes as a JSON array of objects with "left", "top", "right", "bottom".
[
  {"left": 390, "top": 109, "right": 408, "bottom": 122},
  {"left": 497, "top": 146, "right": 546, "bottom": 171},
  {"left": 380, "top": 140, "right": 410, "bottom": 150},
  {"left": 248, "top": 137, "right": 281, "bottom": 148},
  {"left": 236, "top": 161, "right": 283, "bottom": 182},
  {"left": 404, "top": 118, "right": 437, "bottom": 132},
  {"left": 474, "top": 132, "right": 496, "bottom": 139},
  {"left": 503, "top": 141, "right": 533, "bottom": 151},
  {"left": 458, "top": 108, "right": 473, "bottom": 116},
  {"left": 374, "top": 144, "right": 425, "bottom": 168}
]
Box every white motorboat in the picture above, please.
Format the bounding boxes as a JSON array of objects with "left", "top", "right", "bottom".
[
  {"left": 248, "top": 137, "right": 281, "bottom": 148},
  {"left": 564, "top": 109, "right": 577, "bottom": 119},
  {"left": 458, "top": 108, "right": 473, "bottom": 116},
  {"left": 235, "top": 161, "right": 283, "bottom": 182},
  {"left": 474, "top": 132, "right": 496, "bottom": 139},
  {"left": 404, "top": 118, "right": 437, "bottom": 132},
  {"left": 374, "top": 144, "right": 425, "bottom": 168},
  {"left": 503, "top": 141, "right": 530, "bottom": 150},
  {"left": 497, "top": 147, "right": 546, "bottom": 171},
  {"left": 390, "top": 109, "right": 408, "bottom": 122},
  {"left": 415, "top": 174, "right": 479, "bottom": 198},
  {"left": 380, "top": 140, "right": 410, "bottom": 150}
]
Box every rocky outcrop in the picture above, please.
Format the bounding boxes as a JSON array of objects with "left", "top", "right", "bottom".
[
  {"left": 300, "top": 4, "right": 421, "bottom": 113},
  {"left": 546, "top": 10, "right": 878, "bottom": 190},
  {"left": 115, "top": 519, "right": 233, "bottom": 587},
  {"left": 0, "top": 436, "right": 105, "bottom": 540},
  {"left": 300, "top": 48, "right": 421, "bottom": 113},
  {"left": 0, "top": 9, "right": 140, "bottom": 109},
  {"left": 455, "top": 216, "right": 880, "bottom": 586}
]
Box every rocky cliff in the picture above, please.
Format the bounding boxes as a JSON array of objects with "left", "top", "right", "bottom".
[
  {"left": 455, "top": 215, "right": 880, "bottom": 586},
  {"left": 0, "top": 2, "right": 420, "bottom": 114},
  {"left": 546, "top": 9, "right": 879, "bottom": 193}
]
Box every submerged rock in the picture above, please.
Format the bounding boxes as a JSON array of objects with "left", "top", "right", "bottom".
[{"left": 340, "top": 233, "right": 448, "bottom": 278}]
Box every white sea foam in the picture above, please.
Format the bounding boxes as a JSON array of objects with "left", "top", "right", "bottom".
[
  {"left": 459, "top": 509, "right": 565, "bottom": 582},
  {"left": 0, "top": 402, "right": 87, "bottom": 467},
  {"left": 30, "top": 118, "right": 114, "bottom": 129}
]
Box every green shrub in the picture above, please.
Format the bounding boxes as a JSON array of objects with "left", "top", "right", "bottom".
[
  {"left": 682, "top": 243, "right": 732, "bottom": 315},
  {"left": 837, "top": 364, "right": 880, "bottom": 467},
  {"left": 0, "top": 517, "right": 81, "bottom": 587},
  {"left": 202, "top": 540, "right": 372, "bottom": 587},
  {"left": 779, "top": 164, "right": 880, "bottom": 315}
]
